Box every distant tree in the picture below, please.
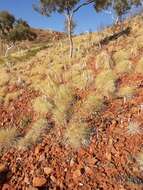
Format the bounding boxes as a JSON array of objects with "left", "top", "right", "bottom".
[
  {"left": 0, "top": 11, "right": 36, "bottom": 56},
  {"left": 33, "top": 0, "right": 143, "bottom": 58}
]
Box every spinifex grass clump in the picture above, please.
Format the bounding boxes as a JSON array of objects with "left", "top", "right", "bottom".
[
  {"left": 4, "top": 91, "right": 21, "bottom": 106},
  {"left": 117, "top": 86, "right": 136, "bottom": 101},
  {"left": 80, "top": 93, "right": 104, "bottom": 117},
  {"left": 0, "top": 127, "right": 18, "bottom": 154},
  {"left": 52, "top": 85, "right": 75, "bottom": 126},
  {"left": 31, "top": 77, "right": 58, "bottom": 98},
  {"left": 114, "top": 60, "right": 132, "bottom": 74},
  {"left": 95, "top": 70, "right": 116, "bottom": 97},
  {"left": 0, "top": 67, "right": 10, "bottom": 86},
  {"left": 32, "top": 96, "right": 53, "bottom": 115},
  {"left": 18, "top": 118, "right": 47, "bottom": 150},
  {"left": 95, "top": 51, "right": 113, "bottom": 70},
  {"left": 127, "top": 121, "right": 141, "bottom": 136},
  {"left": 64, "top": 121, "right": 91, "bottom": 149},
  {"left": 135, "top": 57, "right": 143, "bottom": 74},
  {"left": 113, "top": 49, "right": 132, "bottom": 74},
  {"left": 71, "top": 69, "right": 94, "bottom": 90},
  {"left": 113, "top": 49, "right": 129, "bottom": 63}
]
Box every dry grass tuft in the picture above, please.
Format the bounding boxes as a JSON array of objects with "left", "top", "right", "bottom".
[
  {"left": 0, "top": 68, "right": 10, "bottom": 86},
  {"left": 32, "top": 96, "right": 53, "bottom": 115},
  {"left": 95, "top": 70, "right": 116, "bottom": 97},
  {"left": 135, "top": 57, "right": 143, "bottom": 74},
  {"left": 0, "top": 127, "right": 18, "bottom": 153},
  {"left": 52, "top": 85, "right": 75, "bottom": 126},
  {"left": 18, "top": 118, "right": 47, "bottom": 150},
  {"left": 95, "top": 51, "right": 113, "bottom": 70},
  {"left": 117, "top": 86, "right": 136, "bottom": 100},
  {"left": 4, "top": 91, "right": 21, "bottom": 106},
  {"left": 127, "top": 121, "right": 141, "bottom": 135},
  {"left": 136, "top": 151, "right": 143, "bottom": 169},
  {"left": 113, "top": 50, "right": 129, "bottom": 63},
  {"left": 81, "top": 93, "right": 104, "bottom": 116},
  {"left": 64, "top": 121, "right": 91, "bottom": 149},
  {"left": 71, "top": 69, "right": 94, "bottom": 90},
  {"left": 114, "top": 60, "right": 132, "bottom": 74}
]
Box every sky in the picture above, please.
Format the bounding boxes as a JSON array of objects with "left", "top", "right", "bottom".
[
  {"left": 0, "top": 0, "right": 141, "bottom": 34},
  {"left": 0, "top": 0, "right": 116, "bottom": 34}
]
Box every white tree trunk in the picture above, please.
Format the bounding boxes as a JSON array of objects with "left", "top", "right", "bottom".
[{"left": 5, "top": 44, "right": 14, "bottom": 57}]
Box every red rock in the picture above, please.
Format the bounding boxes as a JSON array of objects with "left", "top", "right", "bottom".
[
  {"left": 43, "top": 167, "right": 52, "bottom": 176},
  {"left": 32, "top": 177, "right": 47, "bottom": 187}
]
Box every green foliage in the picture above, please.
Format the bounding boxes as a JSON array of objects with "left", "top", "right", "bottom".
[{"left": 0, "top": 10, "right": 36, "bottom": 51}]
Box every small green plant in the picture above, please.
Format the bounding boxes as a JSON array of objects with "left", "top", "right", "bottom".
[
  {"left": 32, "top": 96, "right": 53, "bottom": 115},
  {"left": 64, "top": 121, "right": 91, "bottom": 149},
  {"left": 0, "top": 127, "right": 18, "bottom": 154},
  {"left": 95, "top": 70, "right": 116, "bottom": 97},
  {"left": 18, "top": 118, "right": 47, "bottom": 150},
  {"left": 135, "top": 57, "right": 143, "bottom": 74},
  {"left": 127, "top": 121, "right": 141, "bottom": 135}
]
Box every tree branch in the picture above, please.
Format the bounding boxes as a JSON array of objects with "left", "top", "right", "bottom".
[{"left": 73, "top": 0, "right": 94, "bottom": 13}]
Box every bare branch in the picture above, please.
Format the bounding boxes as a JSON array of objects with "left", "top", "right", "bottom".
[{"left": 73, "top": 0, "right": 94, "bottom": 13}]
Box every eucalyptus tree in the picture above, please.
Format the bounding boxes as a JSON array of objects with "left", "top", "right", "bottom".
[
  {"left": 33, "top": 0, "right": 143, "bottom": 58},
  {"left": 0, "top": 11, "right": 36, "bottom": 56}
]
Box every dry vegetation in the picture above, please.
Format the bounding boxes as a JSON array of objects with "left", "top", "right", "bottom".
[{"left": 1, "top": 13, "right": 143, "bottom": 189}]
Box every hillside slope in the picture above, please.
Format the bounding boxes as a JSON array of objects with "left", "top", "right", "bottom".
[{"left": 0, "top": 14, "right": 143, "bottom": 189}]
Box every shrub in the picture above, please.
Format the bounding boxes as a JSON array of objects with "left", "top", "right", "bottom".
[
  {"left": 95, "top": 70, "right": 116, "bottom": 97},
  {"left": 32, "top": 96, "right": 53, "bottom": 115},
  {"left": 0, "top": 127, "right": 18, "bottom": 154},
  {"left": 135, "top": 57, "right": 143, "bottom": 74},
  {"left": 18, "top": 118, "right": 47, "bottom": 150},
  {"left": 64, "top": 121, "right": 91, "bottom": 149}
]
